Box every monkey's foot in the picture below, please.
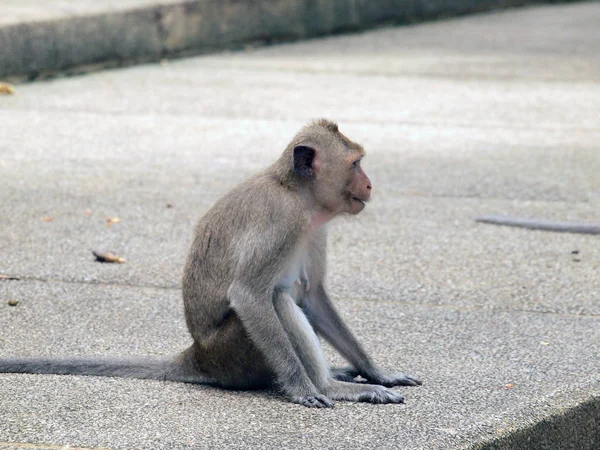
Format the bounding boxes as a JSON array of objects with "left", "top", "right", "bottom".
[
  {"left": 292, "top": 394, "right": 334, "bottom": 408},
  {"left": 357, "top": 386, "right": 405, "bottom": 404},
  {"left": 330, "top": 367, "right": 360, "bottom": 383},
  {"left": 325, "top": 380, "right": 405, "bottom": 404},
  {"left": 374, "top": 373, "right": 422, "bottom": 387}
]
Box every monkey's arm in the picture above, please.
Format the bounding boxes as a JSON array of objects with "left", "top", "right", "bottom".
[
  {"left": 228, "top": 283, "right": 332, "bottom": 407},
  {"left": 226, "top": 224, "right": 333, "bottom": 408},
  {"left": 304, "top": 285, "right": 421, "bottom": 387}
]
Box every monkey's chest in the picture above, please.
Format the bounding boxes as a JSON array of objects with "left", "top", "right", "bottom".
[
  {"left": 277, "top": 248, "right": 309, "bottom": 297},
  {"left": 278, "top": 266, "right": 301, "bottom": 290}
]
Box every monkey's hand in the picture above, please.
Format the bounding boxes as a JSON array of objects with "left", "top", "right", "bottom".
[
  {"left": 366, "top": 372, "right": 422, "bottom": 387},
  {"left": 292, "top": 394, "right": 334, "bottom": 408}
]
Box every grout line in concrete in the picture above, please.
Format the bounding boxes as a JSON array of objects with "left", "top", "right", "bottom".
[{"left": 3, "top": 276, "right": 599, "bottom": 319}]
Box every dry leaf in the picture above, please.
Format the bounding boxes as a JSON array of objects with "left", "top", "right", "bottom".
[
  {"left": 505, "top": 383, "right": 515, "bottom": 389},
  {"left": 43, "top": 216, "right": 53, "bottom": 222},
  {"left": 0, "top": 274, "right": 20, "bottom": 281},
  {"left": 0, "top": 82, "right": 15, "bottom": 95},
  {"left": 106, "top": 217, "right": 120, "bottom": 226},
  {"left": 92, "top": 250, "right": 126, "bottom": 263}
]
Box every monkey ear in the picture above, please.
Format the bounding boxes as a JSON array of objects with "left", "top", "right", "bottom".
[{"left": 293, "top": 145, "right": 317, "bottom": 178}]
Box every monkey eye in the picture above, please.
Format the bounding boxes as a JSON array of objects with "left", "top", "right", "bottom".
[{"left": 351, "top": 159, "right": 361, "bottom": 169}]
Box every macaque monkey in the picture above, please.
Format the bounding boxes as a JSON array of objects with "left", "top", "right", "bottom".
[{"left": 0, "top": 119, "right": 421, "bottom": 407}]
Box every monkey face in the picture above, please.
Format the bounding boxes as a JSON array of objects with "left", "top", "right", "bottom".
[
  {"left": 346, "top": 157, "right": 372, "bottom": 215},
  {"left": 313, "top": 152, "right": 372, "bottom": 216},
  {"left": 290, "top": 120, "right": 371, "bottom": 217}
]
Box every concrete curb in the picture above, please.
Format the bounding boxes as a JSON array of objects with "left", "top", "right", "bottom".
[
  {"left": 478, "top": 397, "right": 600, "bottom": 450},
  {"left": 0, "top": 0, "right": 582, "bottom": 80}
]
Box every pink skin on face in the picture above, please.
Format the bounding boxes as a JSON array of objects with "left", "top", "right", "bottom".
[{"left": 309, "top": 152, "right": 372, "bottom": 229}]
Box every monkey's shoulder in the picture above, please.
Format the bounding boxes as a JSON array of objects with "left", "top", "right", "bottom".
[
  {"left": 207, "top": 174, "right": 308, "bottom": 229},
  {"left": 189, "top": 175, "right": 309, "bottom": 267}
]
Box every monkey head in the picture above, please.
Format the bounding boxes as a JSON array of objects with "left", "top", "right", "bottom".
[{"left": 290, "top": 120, "right": 372, "bottom": 217}]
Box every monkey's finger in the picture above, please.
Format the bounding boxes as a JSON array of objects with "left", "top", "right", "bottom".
[
  {"left": 295, "top": 395, "right": 335, "bottom": 408},
  {"left": 315, "top": 394, "right": 334, "bottom": 408},
  {"left": 390, "top": 374, "right": 422, "bottom": 386},
  {"left": 386, "top": 391, "right": 405, "bottom": 404}
]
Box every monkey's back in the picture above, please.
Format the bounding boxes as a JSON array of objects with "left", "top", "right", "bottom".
[{"left": 182, "top": 170, "right": 306, "bottom": 345}]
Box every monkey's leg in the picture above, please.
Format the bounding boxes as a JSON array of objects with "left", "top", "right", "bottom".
[
  {"left": 228, "top": 283, "right": 332, "bottom": 408},
  {"left": 177, "top": 330, "right": 273, "bottom": 391},
  {"left": 305, "top": 285, "right": 422, "bottom": 387},
  {"left": 274, "top": 293, "right": 403, "bottom": 404}
]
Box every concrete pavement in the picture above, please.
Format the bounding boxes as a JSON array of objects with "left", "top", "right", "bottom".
[{"left": 1, "top": 1, "right": 599, "bottom": 449}]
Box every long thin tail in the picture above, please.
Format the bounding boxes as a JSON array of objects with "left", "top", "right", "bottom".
[
  {"left": 0, "top": 347, "right": 215, "bottom": 384},
  {"left": 475, "top": 215, "right": 600, "bottom": 235}
]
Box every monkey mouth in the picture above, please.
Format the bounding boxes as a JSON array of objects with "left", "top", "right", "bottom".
[{"left": 351, "top": 197, "right": 365, "bottom": 206}]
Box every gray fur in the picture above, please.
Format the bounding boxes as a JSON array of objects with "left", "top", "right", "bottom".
[
  {"left": 0, "top": 346, "right": 216, "bottom": 385},
  {"left": 0, "top": 120, "right": 421, "bottom": 407}
]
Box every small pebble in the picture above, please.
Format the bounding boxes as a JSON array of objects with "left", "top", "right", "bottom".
[{"left": 8, "top": 299, "right": 18, "bottom": 306}]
